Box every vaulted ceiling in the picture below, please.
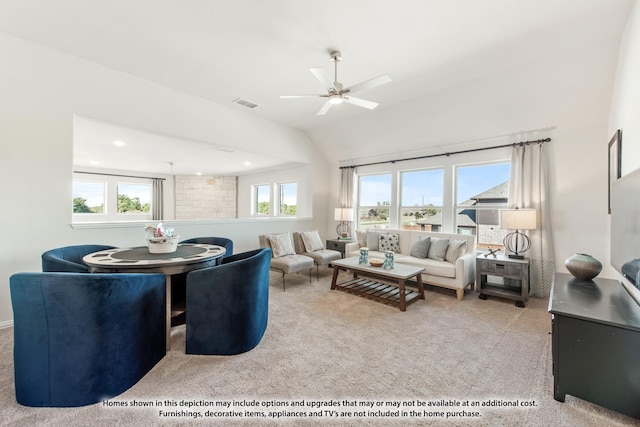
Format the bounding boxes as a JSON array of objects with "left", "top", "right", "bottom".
[{"left": 0, "top": 0, "right": 634, "bottom": 173}]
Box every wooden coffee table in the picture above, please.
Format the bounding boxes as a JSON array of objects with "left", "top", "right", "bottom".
[{"left": 330, "top": 257, "right": 425, "bottom": 311}]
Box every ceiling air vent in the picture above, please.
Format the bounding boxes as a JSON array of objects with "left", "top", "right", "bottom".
[{"left": 232, "top": 98, "right": 259, "bottom": 109}]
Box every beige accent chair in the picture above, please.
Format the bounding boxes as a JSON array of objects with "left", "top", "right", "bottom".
[
  {"left": 292, "top": 231, "right": 342, "bottom": 280},
  {"left": 258, "top": 233, "right": 314, "bottom": 291}
]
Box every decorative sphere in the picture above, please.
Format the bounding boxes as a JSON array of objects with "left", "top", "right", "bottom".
[{"left": 565, "top": 253, "right": 602, "bottom": 281}]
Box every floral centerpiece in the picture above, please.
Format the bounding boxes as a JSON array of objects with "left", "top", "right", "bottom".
[{"left": 145, "top": 223, "right": 179, "bottom": 254}]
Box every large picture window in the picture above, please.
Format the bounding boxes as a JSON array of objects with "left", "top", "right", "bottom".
[
  {"left": 358, "top": 174, "right": 392, "bottom": 229},
  {"left": 455, "top": 162, "right": 511, "bottom": 249},
  {"left": 400, "top": 169, "right": 444, "bottom": 231}
]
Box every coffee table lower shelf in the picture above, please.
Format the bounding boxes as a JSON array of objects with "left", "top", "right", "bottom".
[{"left": 333, "top": 277, "right": 423, "bottom": 310}]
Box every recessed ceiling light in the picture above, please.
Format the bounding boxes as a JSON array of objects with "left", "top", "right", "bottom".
[
  {"left": 196, "top": 172, "right": 202, "bottom": 176},
  {"left": 90, "top": 160, "right": 99, "bottom": 165},
  {"left": 244, "top": 161, "right": 251, "bottom": 166},
  {"left": 113, "top": 140, "right": 125, "bottom": 147}
]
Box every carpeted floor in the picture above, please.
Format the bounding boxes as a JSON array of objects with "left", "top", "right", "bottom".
[{"left": 1, "top": 268, "right": 639, "bottom": 426}]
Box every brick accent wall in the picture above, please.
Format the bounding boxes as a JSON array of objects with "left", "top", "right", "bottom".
[{"left": 174, "top": 175, "right": 237, "bottom": 220}]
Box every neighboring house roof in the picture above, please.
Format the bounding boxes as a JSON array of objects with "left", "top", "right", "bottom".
[
  {"left": 417, "top": 181, "right": 509, "bottom": 227},
  {"left": 470, "top": 181, "right": 509, "bottom": 202}
]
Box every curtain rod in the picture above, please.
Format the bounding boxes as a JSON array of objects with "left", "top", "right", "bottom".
[
  {"left": 74, "top": 170, "right": 166, "bottom": 181},
  {"left": 339, "top": 138, "right": 551, "bottom": 169}
]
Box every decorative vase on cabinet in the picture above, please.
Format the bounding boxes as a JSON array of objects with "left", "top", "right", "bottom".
[{"left": 565, "top": 253, "right": 602, "bottom": 281}]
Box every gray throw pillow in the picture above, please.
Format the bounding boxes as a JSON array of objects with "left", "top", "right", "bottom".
[
  {"left": 445, "top": 239, "right": 467, "bottom": 262},
  {"left": 427, "top": 237, "right": 449, "bottom": 261},
  {"left": 409, "top": 237, "right": 431, "bottom": 259}
]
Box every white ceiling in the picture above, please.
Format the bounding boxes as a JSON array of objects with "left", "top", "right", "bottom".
[{"left": 0, "top": 0, "right": 634, "bottom": 174}]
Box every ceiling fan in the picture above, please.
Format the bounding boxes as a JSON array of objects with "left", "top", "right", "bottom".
[{"left": 280, "top": 50, "right": 392, "bottom": 115}]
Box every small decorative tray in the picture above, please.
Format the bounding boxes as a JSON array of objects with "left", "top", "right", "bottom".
[{"left": 369, "top": 258, "right": 384, "bottom": 267}]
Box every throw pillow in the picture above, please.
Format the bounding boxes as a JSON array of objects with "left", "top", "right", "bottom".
[
  {"left": 301, "top": 230, "right": 324, "bottom": 252},
  {"left": 366, "top": 230, "right": 384, "bottom": 251},
  {"left": 445, "top": 239, "right": 468, "bottom": 263},
  {"left": 356, "top": 230, "right": 367, "bottom": 248},
  {"left": 409, "top": 237, "right": 431, "bottom": 259},
  {"left": 379, "top": 233, "right": 401, "bottom": 253},
  {"left": 268, "top": 233, "right": 295, "bottom": 258},
  {"left": 427, "top": 237, "right": 449, "bottom": 261}
]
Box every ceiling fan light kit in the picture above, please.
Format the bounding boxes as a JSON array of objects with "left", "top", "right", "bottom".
[{"left": 280, "top": 50, "right": 391, "bottom": 115}]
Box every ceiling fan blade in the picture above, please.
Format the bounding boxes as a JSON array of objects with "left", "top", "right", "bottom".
[
  {"left": 317, "top": 100, "right": 333, "bottom": 115},
  {"left": 343, "top": 74, "right": 392, "bottom": 94},
  {"left": 310, "top": 67, "right": 337, "bottom": 92},
  {"left": 344, "top": 96, "right": 379, "bottom": 110},
  {"left": 279, "top": 94, "right": 322, "bottom": 99}
]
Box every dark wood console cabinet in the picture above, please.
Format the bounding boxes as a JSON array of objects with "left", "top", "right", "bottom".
[{"left": 549, "top": 273, "right": 640, "bottom": 419}]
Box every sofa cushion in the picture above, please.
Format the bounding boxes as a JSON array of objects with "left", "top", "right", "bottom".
[
  {"left": 409, "top": 237, "right": 431, "bottom": 259},
  {"left": 356, "top": 230, "right": 367, "bottom": 248},
  {"left": 424, "top": 259, "right": 457, "bottom": 278},
  {"left": 366, "top": 230, "right": 385, "bottom": 251},
  {"left": 268, "top": 233, "right": 295, "bottom": 258},
  {"left": 301, "top": 230, "right": 324, "bottom": 252},
  {"left": 445, "top": 239, "right": 467, "bottom": 262},
  {"left": 427, "top": 237, "right": 449, "bottom": 261},
  {"left": 379, "top": 233, "right": 400, "bottom": 253}
]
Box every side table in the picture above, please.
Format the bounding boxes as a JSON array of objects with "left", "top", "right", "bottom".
[
  {"left": 476, "top": 253, "right": 530, "bottom": 307},
  {"left": 326, "top": 239, "right": 355, "bottom": 258}
]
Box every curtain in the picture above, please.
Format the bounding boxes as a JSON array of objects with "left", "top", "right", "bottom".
[
  {"left": 508, "top": 142, "right": 555, "bottom": 297},
  {"left": 339, "top": 168, "right": 354, "bottom": 208},
  {"left": 152, "top": 179, "right": 164, "bottom": 221}
]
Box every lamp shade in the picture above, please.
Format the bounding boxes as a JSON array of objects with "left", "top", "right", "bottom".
[
  {"left": 500, "top": 209, "right": 537, "bottom": 230},
  {"left": 334, "top": 208, "right": 354, "bottom": 222}
]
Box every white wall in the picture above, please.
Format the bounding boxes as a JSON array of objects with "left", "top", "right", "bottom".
[
  {"left": 610, "top": 0, "right": 640, "bottom": 175},
  {"left": 0, "top": 33, "right": 329, "bottom": 325}
]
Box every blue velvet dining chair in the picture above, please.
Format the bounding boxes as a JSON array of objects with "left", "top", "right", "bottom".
[
  {"left": 41, "top": 244, "right": 115, "bottom": 272},
  {"left": 185, "top": 248, "right": 271, "bottom": 355},
  {"left": 10, "top": 272, "right": 166, "bottom": 407},
  {"left": 179, "top": 237, "right": 233, "bottom": 259}
]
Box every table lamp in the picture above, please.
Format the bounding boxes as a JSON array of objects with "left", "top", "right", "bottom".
[
  {"left": 500, "top": 208, "right": 537, "bottom": 259},
  {"left": 334, "top": 208, "right": 354, "bottom": 238}
]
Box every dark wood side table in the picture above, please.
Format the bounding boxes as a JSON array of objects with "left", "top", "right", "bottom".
[
  {"left": 549, "top": 273, "right": 640, "bottom": 419},
  {"left": 476, "top": 253, "right": 530, "bottom": 307},
  {"left": 326, "top": 239, "right": 355, "bottom": 258}
]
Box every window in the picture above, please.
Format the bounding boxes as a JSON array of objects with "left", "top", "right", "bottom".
[
  {"left": 117, "top": 183, "right": 151, "bottom": 214},
  {"left": 455, "top": 162, "right": 511, "bottom": 250},
  {"left": 358, "top": 174, "right": 392, "bottom": 229},
  {"left": 73, "top": 180, "right": 105, "bottom": 214},
  {"left": 254, "top": 184, "right": 270, "bottom": 216},
  {"left": 72, "top": 173, "right": 154, "bottom": 222},
  {"left": 278, "top": 182, "right": 297, "bottom": 216},
  {"left": 400, "top": 169, "right": 444, "bottom": 231}
]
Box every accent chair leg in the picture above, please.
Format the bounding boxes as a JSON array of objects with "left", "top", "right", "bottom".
[
  {"left": 282, "top": 272, "right": 286, "bottom": 291},
  {"left": 309, "top": 269, "right": 312, "bottom": 283},
  {"left": 456, "top": 289, "right": 464, "bottom": 301},
  {"left": 316, "top": 264, "right": 320, "bottom": 281}
]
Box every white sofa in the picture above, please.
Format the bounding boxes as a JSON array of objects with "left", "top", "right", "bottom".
[{"left": 345, "top": 229, "right": 476, "bottom": 300}]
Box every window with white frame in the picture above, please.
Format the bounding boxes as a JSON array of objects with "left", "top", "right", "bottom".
[
  {"left": 117, "top": 183, "right": 151, "bottom": 214},
  {"left": 400, "top": 168, "right": 444, "bottom": 231},
  {"left": 72, "top": 173, "right": 154, "bottom": 222},
  {"left": 254, "top": 184, "right": 270, "bottom": 216},
  {"left": 358, "top": 174, "right": 392, "bottom": 230},
  {"left": 277, "top": 182, "right": 297, "bottom": 216},
  {"left": 455, "top": 162, "right": 511, "bottom": 250},
  {"left": 73, "top": 180, "right": 105, "bottom": 214}
]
